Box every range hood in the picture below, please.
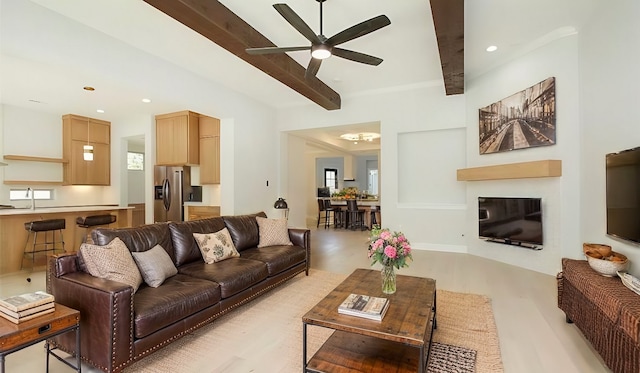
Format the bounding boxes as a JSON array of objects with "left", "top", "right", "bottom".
[{"left": 343, "top": 155, "right": 356, "bottom": 181}]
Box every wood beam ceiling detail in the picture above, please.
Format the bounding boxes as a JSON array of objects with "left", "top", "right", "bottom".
[
  {"left": 143, "top": 0, "right": 341, "bottom": 110},
  {"left": 430, "top": 0, "right": 464, "bottom": 95}
]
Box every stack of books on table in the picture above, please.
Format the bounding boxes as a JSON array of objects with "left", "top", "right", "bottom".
[
  {"left": 0, "top": 291, "right": 55, "bottom": 324},
  {"left": 338, "top": 293, "right": 389, "bottom": 321}
]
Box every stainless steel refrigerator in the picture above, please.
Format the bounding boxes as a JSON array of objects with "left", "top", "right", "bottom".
[{"left": 154, "top": 166, "right": 192, "bottom": 222}]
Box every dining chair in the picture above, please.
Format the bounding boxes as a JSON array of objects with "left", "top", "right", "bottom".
[
  {"left": 346, "top": 199, "right": 366, "bottom": 231},
  {"left": 324, "top": 199, "right": 344, "bottom": 228}
]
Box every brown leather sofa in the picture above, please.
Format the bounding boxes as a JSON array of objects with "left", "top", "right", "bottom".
[
  {"left": 46, "top": 212, "right": 310, "bottom": 373},
  {"left": 557, "top": 258, "right": 640, "bottom": 373}
]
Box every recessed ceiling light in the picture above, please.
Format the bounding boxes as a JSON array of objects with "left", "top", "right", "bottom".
[
  {"left": 96, "top": 109, "right": 105, "bottom": 113},
  {"left": 486, "top": 45, "right": 498, "bottom": 52},
  {"left": 142, "top": 98, "right": 152, "bottom": 103}
]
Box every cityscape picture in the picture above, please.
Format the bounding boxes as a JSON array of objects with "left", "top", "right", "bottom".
[{"left": 479, "top": 77, "right": 556, "bottom": 154}]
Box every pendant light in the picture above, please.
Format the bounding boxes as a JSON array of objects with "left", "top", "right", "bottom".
[
  {"left": 83, "top": 116, "right": 93, "bottom": 161},
  {"left": 83, "top": 87, "right": 94, "bottom": 161}
]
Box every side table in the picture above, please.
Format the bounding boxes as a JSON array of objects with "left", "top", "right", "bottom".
[{"left": 0, "top": 303, "right": 80, "bottom": 372}]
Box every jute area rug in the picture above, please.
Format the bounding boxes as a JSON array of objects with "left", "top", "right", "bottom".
[{"left": 124, "top": 269, "right": 503, "bottom": 373}]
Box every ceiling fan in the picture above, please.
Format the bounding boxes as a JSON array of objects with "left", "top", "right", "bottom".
[{"left": 245, "top": 0, "right": 391, "bottom": 80}]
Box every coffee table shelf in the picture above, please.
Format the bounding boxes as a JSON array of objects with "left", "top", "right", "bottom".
[{"left": 302, "top": 268, "right": 436, "bottom": 373}]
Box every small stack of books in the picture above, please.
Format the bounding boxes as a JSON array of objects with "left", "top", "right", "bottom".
[
  {"left": 0, "top": 291, "right": 55, "bottom": 324},
  {"left": 338, "top": 293, "right": 389, "bottom": 321}
]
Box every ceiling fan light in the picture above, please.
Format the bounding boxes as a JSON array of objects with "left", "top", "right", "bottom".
[
  {"left": 340, "top": 132, "right": 381, "bottom": 142},
  {"left": 311, "top": 45, "right": 331, "bottom": 59}
]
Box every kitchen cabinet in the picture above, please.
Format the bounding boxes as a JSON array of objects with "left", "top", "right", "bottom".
[
  {"left": 185, "top": 205, "right": 221, "bottom": 221},
  {"left": 156, "top": 111, "right": 199, "bottom": 166},
  {"left": 62, "top": 114, "right": 111, "bottom": 185},
  {"left": 198, "top": 115, "right": 220, "bottom": 184}
]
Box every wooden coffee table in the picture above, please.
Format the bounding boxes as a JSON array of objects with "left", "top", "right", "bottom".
[{"left": 302, "top": 268, "right": 437, "bottom": 373}]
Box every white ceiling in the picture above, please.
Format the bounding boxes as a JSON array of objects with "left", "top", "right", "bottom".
[{"left": 1, "top": 0, "right": 600, "bottom": 155}]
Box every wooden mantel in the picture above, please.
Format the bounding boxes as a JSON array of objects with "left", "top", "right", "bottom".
[{"left": 457, "top": 160, "right": 562, "bottom": 181}]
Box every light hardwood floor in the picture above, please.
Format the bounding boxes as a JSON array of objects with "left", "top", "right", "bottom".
[{"left": 0, "top": 227, "right": 611, "bottom": 372}]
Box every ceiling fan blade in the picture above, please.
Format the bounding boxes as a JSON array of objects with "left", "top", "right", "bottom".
[
  {"left": 305, "top": 58, "right": 322, "bottom": 80},
  {"left": 273, "top": 4, "right": 321, "bottom": 44},
  {"left": 326, "top": 15, "right": 391, "bottom": 46},
  {"left": 332, "top": 48, "right": 383, "bottom": 66},
  {"left": 246, "top": 46, "right": 310, "bottom": 55}
]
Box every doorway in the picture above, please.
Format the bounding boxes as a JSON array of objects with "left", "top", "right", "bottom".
[{"left": 126, "top": 135, "right": 146, "bottom": 226}]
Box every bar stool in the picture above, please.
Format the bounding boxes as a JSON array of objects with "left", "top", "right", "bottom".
[
  {"left": 76, "top": 214, "right": 117, "bottom": 244},
  {"left": 324, "top": 200, "right": 344, "bottom": 229},
  {"left": 346, "top": 199, "right": 367, "bottom": 231},
  {"left": 23, "top": 219, "right": 66, "bottom": 278},
  {"left": 370, "top": 205, "right": 381, "bottom": 229}
]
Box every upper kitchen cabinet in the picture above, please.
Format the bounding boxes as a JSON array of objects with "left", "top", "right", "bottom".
[
  {"left": 62, "top": 114, "right": 111, "bottom": 185},
  {"left": 156, "top": 111, "right": 199, "bottom": 166},
  {"left": 199, "top": 115, "right": 220, "bottom": 184}
]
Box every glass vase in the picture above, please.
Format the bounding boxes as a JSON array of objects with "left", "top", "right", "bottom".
[{"left": 381, "top": 264, "right": 396, "bottom": 294}]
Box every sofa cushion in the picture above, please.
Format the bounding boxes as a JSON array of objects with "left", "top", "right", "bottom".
[
  {"left": 169, "top": 218, "right": 226, "bottom": 267},
  {"left": 179, "top": 258, "right": 268, "bottom": 299},
  {"left": 223, "top": 212, "right": 266, "bottom": 252},
  {"left": 241, "top": 245, "right": 307, "bottom": 276},
  {"left": 79, "top": 237, "right": 144, "bottom": 293},
  {"left": 93, "top": 223, "right": 175, "bottom": 262},
  {"left": 193, "top": 228, "right": 240, "bottom": 263},
  {"left": 256, "top": 216, "right": 292, "bottom": 247},
  {"left": 131, "top": 244, "right": 178, "bottom": 288},
  {"left": 133, "top": 274, "right": 221, "bottom": 339}
]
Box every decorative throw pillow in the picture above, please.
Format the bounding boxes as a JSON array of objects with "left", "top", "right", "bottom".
[
  {"left": 79, "top": 237, "right": 143, "bottom": 293},
  {"left": 131, "top": 244, "right": 178, "bottom": 288},
  {"left": 193, "top": 228, "right": 240, "bottom": 264},
  {"left": 256, "top": 216, "right": 292, "bottom": 248}
]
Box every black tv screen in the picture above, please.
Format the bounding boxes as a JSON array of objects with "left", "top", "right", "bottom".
[
  {"left": 478, "top": 197, "right": 543, "bottom": 248},
  {"left": 317, "top": 187, "right": 330, "bottom": 197},
  {"left": 606, "top": 146, "right": 640, "bottom": 245}
]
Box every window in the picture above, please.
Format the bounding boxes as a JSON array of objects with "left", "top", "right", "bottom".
[
  {"left": 325, "top": 168, "right": 338, "bottom": 189},
  {"left": 10, "top": 189, "right": 53, "bottom": 200},
  {"left": 127, "top": 152, "right": 144, "bottom": 170}
]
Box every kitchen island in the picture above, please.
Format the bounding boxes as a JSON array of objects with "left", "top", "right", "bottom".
[{"left": 0, "top": 205, "right": 132, "bottom": 276}]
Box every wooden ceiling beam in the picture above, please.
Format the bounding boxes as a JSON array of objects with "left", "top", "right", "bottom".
[
  {"left": 429, "top": 0, "right": 464, "bottom": 95},
  {"left": 143, "top": 0, "right": 341, "bottom": 110}
]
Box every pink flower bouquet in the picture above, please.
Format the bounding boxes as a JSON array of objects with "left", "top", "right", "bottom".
[{"left": 367, "top": 228, "right": 412, "bottom": 269}]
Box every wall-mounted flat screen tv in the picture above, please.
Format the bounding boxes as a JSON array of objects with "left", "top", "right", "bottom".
[
  {"left": 606, "top": 146, "right": 640, "bottom": 245},
  {"left": 478, "top": 197, "right": 543, "bottom": 249}
]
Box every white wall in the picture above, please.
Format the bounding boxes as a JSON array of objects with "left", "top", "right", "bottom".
[
  {"left": 0, "top": 0, "right": 282, "bottom": 220},
  {"left": 580, "top": 0, "right": 640, "bottom": 276},
  {"left": 279, "top": 85, "right": 467, "bottom": 255},
  {"left": 464, "top": 35, "right": 581, "bottom": 275},
  {"left": 0, "top": 104, "right": 110, "bottom": 208}
]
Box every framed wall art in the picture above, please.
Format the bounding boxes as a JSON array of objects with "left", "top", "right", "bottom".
[{"left": 479, "top": 77, "right": 556, "bottom": 155}]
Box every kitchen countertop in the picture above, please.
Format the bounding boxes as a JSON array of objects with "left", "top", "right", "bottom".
[
  {"left": 328, "top": 199, "right": 380, "bottom": 206},
  {"left": 0, "top": 205, "right": 133, "bottom": 216}
]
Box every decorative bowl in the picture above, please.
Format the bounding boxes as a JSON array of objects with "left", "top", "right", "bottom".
[{"left": 586, "top": 250, "right": 629, "bottom": 277}]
